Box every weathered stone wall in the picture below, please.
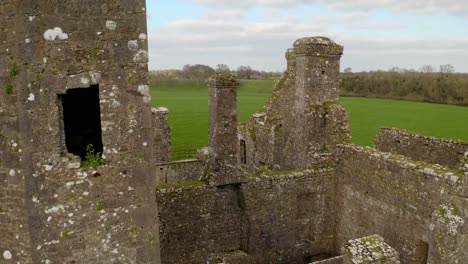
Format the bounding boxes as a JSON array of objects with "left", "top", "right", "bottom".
[
  {"left": 0, "top": 1, "right": 163, "bottom": 263},
  {"left": 242, "top": 169, "right": 337, "bottom": 263},
  {"left": 1, "top": 2, "right": 33, "bottom": 262},
  {"left": 155, "top": 159, "right": 203, "bottom": 186},
  {"left": 157, "top": 168, "right": 337, "bottom": 264},
  {"left": 375, "top": 127, "right": 468, "bottom": 170},
  {"left": 157, "top": 184, "right": 245, "bottom": 264},
  {"left": 335, "top": 144, "right": 467, "bottom": 263}
]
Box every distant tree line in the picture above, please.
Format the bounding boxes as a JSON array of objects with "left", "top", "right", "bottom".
[
  {"left": 150, "top": 64, "right": 282, "bottom": 82},
  {"left": 340, "top": 65, "right": 468, "bottom": 106},
  {"left": 150, "top": 64, "right": 468, "bottom": 106}
]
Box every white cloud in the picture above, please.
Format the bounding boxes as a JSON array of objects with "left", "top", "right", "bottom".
[
  {"left": 343, "top": 12, "right": 369, "bottom": 21},
  {"left": 148, "top": 18, "right": 327, "bottom": 70},
  {"left": 148, "top": 14, "right": 468, "bottom": 72},
  {"left": 147, "top": 1, "right": 468, "bottom": 72},
  {"left": 193, "top": 0, "right": 468, "bottom": 17},
  {"left": 202, "top": 9, "right": 245, "bottom": 20}
]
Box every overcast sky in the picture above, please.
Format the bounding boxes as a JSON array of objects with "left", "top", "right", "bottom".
[{"left": 146, "top": 0, "right": 468, "bottom": 72}]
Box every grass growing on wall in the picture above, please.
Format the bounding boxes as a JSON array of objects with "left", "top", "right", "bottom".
[{"left": 151, "top": 79, "right": 468, "bottom": 160}]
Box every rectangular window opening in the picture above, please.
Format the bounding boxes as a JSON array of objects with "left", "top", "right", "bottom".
[{"left": 61, "top": 85, "right": 103, "bottom": 160}]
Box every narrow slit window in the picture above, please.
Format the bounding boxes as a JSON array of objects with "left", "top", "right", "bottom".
[
  {"left": 240, "top": 139, "right": 247, "bottom": 164},
  {"left": 61, "top": 85, "right": 103, "bottom": 160}
]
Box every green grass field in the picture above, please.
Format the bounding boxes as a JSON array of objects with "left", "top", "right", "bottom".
[{"left": 151, "top": 79, "right": 468, "bottom": 160}]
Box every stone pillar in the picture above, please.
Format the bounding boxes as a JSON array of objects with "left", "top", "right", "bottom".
[
  {"left": 152, "top": 107, "right": 172, "bottom": 163},
  {"left": 207, "top": 75, "right": 244, "bottom": 186},
  {"left": 293, "top": 37, "right": 343, "bottom": 109},
  {"left": 342, "top": 235, "right": 400, "bottom": 264}
]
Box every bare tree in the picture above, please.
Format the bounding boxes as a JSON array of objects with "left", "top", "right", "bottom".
[
  {"left": 237, "top": 65, "right": 253, "bottom": 79},
  {"left": 216, "top": 64, "right": 230, "bottom": 74},
  {"left": 419, "top": 65, "right": 434, "bottom": 73},
  {"left": 389, "top": 67, "right": 406, "bottom": 73},
  {"left": 440, "top": 64, "right": 455, "bottom": 74}
]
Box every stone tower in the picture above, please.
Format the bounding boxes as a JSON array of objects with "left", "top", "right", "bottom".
[
  {"left": 0, "top": 1, "right": 165, "bottom": 263},
  {"left": 240, "top": 37, "right": 351, "bottom": 171}
]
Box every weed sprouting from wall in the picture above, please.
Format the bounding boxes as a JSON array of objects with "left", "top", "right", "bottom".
[
  {"left": 81, "top": 144, "right": 107, "bottom": 168},
  {"left": 4, "top": 85, "right": 13, "bottom": 95},
  {"left": 9, "top": 63, "right": 17, "bottom": 77}
]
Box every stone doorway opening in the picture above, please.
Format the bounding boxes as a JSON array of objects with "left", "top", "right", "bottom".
[{"left": 61, "top": 85, "right": 103, "bottom": 160}]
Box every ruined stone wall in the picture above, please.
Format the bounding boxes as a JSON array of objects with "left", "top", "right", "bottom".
[
  {"left": 335, "top": 144, "right": 467, "bottom": 263},
  {"left": 240, "top": 37, "right": 350, "bottom": 172},
  {"left": 375, "top": 127, "right": 468, "bottom": 170},
  {"left": 157, "top": 168, "right": 337, "bottom": 264},
  {"left": 155, "top": 159, "right": 203, "bottom": 186},
  {"left": 0, "top": 1, "right": 162, "bottom": 263}
]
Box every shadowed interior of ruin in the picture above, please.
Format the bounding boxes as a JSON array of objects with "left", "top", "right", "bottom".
[{"left": 61, "top": 85, "right": 103, "bottom": 159}]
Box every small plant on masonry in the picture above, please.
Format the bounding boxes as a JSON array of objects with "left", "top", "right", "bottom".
[
  {"left": 4, "top": 85, "right": 13, "bottom": 95},
  {"left": 9, "top": 63, "right": 18, "bottom": 77},
  {"left": 96, "top": 202, "right": 104, "bottom": 211},
  {"left": 81, "top": 144, "right": 107, "bottom": 168}
]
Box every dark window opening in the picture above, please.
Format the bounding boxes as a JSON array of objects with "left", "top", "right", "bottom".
[
  {"left": 61, "top": 85, "right": 103, "bottom": 160},
  {"left": 240, "top": 139, "right": 247, "bottom": 164},
  {"left": 322, "top": 70, "right": 326, "bottom": 75},
  {"left": 414, "top": 241, "right": 429, "bottom": 264}
]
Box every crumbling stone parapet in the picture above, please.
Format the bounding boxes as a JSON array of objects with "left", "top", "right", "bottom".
[
  {"left": 207, "top": 74, "right": 245, "bottom": 186},
  {"left": 293, "top": 37, "right": 344, "bottom": 57},
  {"left": 375, "top": 127, "right": 468, "bottom": 170},
  {"left": 342, "top": 235, "right": 400, "bottom": 264}
]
